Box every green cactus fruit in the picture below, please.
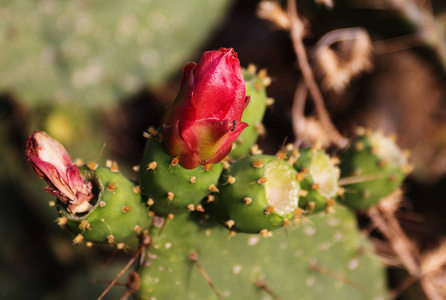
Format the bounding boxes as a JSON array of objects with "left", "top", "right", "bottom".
[
  {"left": 290, "top": 147, "right": 340, "bottom": 214},
  {"left": 339, "top": 129, "right": 410, "bottom": 210},
  {"left": 139, "top": 135, "right": 224, "bottom": 216},
  {"left": 139, "top": 208, "right": 388, "bottom": 299},
  {"left": 58, "top": 164, "right": 151, "bottom": 245},
  {"left": 214, "top": 155, "right": 300, "bottom": 233},
  {"left": 230, "top": 67, "right": 269, "bottom": 158}
]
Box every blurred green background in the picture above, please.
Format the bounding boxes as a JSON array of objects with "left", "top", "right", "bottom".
[{"left": 2, "top": 0, "right": 446, "bottom": 298}]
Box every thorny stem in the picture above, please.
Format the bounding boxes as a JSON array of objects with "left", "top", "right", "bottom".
[
  {"left": 368, "top": 204, "right": 443, "bottom": 300},
  {"left": 286, "top": 0, "right": 347, "bottom": 148}
]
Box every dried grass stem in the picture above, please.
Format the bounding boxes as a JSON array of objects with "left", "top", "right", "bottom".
[{"left": 286, "top": 0, "right": 347, "bottom": 148}]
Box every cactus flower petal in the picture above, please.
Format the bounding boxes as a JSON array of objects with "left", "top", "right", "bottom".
[
  {"left": 163, "top": 48, "right": 249, "bottom": 169},
  {"left": 26, "top": 131, "right": 93, "bottom": 214},
  {"left": 164, "top": 118, "right": 248, "bottom": 169},
  {"left": 180, "top": 118, "right": 248, "bottom": 162}
]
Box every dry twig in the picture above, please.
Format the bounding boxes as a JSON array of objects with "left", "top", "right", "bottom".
[
  {"left": 368, "top": 195, "right": 443, "bottom": 300},
  {"left": 286, "top": 0, "right": 347, "bottom": 148}
]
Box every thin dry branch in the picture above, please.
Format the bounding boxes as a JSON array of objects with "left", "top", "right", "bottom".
[
  {"left": 368, "top": 206, "right": 419, "bottom": 275},
  {"left": 286, "top": 0, "right": 348, "bottom": 148},
  {"left": 368, "top": 202, "right": 444, "bottom": 300},
  {"left": 373, "top": 33, "right": 423, "bottom": 55},
  {"left": 313, "top": 27, "right": 373, "bottom": 93},
  {"left": 291, "top": 80, "right": 308, "bottom": 147},
  {"left": 97, "top": 246, "right": 146, "bottom": 300}
]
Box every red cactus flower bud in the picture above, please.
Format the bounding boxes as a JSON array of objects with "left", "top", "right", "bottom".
[
  {"left": 163, "top": 48, "right": 249, "bottom": 169},
  {"left": 26, "top": 131, "right": 93, "bottom": 214}
]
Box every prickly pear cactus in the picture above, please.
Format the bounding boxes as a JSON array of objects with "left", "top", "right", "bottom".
[
  {"left": 339, "top": 129, "right": 410, "bottom": 210},
  {"left": 139, "top": 207, "right": 388, "bottom": 299},
  {"left": 291, "top": 147, "right": 340, "bottom": 214},
  {"left": 0, "top": 0, "right": 233, "bottom": 107},
  {"left": 214, "top": 155, "right": 300, "bottom": 233},
  {"left": 139, "top": 135, "right": 224, "bottom": 216},
  {"left": 58, "top": 165, "right": 151, "bottom": 245},
  {"left": 230, "top": 67, "right": 269, "bottom": 158}
]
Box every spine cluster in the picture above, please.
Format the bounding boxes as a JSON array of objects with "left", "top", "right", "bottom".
[
  {"left": 35, "top": 69, "right": 410, "bottom": 244},
  {"left": 58, "top": 163, "right": 151, "bottom": 247}
]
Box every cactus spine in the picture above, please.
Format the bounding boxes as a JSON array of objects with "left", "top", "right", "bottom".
[
  {"left": 59, "top": 164, "right": 151, "bottom": 245},
  {"left": 291, "top": 147, "right": 340, "bottom": 214},
  {"left": 139, "top": 207, "right": 388, "bottom": 299},
  {"left": 230, "top": 67, "right": 269, "bottom": 158},
  {"left": 339, "top": 129, "right": 411, "bottom": 210},
  {"left": 139, "top": 134, "right": 224, "bottom": 216},
  {"left": 215, "top": 155, "right": 300, "bottom": 233}
]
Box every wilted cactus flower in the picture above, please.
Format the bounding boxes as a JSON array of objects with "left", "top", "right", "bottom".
[
  {"left": 26, "top": 131, "right": 93, "bottom": 214},
  {"left": 163, "top": 48, "right": 249, "bottom": 169}
]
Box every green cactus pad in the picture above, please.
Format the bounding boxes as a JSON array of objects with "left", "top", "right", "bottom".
[
  {"left": 292, "top": 147, "right": 340, "bottom": 213},
  {"left": 215, "top": 155, "right": 300, "bottom": 233},
  {"left": 230, "top": 68, "right": 268, "bottom": 158},
  {"left": 339, "top": 131, "right": 409, "bottom": 210},
  {"left": 1, "top": 0, "right": 233, "bottom": 108},
  {"left": 58, "top": 166, "right": 151, "bottom": 244},
  {"left": 139, "top": 137, "right": 224, "bottom": 216},
  {"left": 139, "top": 208, "right": 388, "bottom": 299}
]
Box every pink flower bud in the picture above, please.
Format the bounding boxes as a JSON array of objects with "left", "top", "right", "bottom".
[
  {"left": 163, "top": 48, "right": 249, "bottom": 169},
  {"left": 26, "top": 131, "right": 93, "bottom": 214}
]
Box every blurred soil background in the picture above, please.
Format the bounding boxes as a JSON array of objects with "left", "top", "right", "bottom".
[{"left": 1, "top": 0, "right": 446, "bottom": 298}]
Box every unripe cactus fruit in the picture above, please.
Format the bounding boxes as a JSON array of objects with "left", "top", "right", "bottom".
[
  {"left": 59, "top": 165, "right": 151, "bottom": 244},
  {"left": 215, "top": 155, "right": 300, "bottom": 233},
  {"left": 291, "top": 147, "right": 340, "bottom": 213},
  {"left": 339, "top": 129, "right": 410, "bottom": 210},
  {"left": 139, "top": 135, "right": 224, "bottom": 216},
  {"left": 230, "top": 67, "right": 269, "bottom": 158}
]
